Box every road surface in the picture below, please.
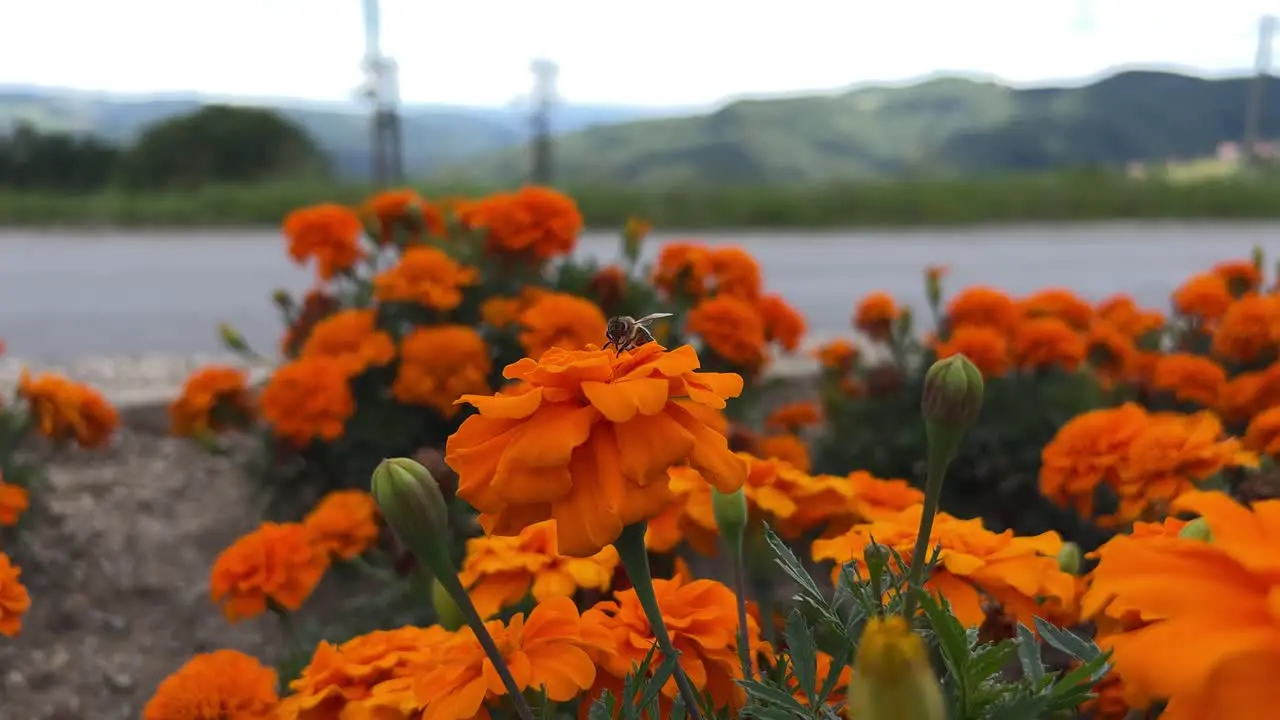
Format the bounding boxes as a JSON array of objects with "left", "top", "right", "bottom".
[{"left": 2, "top": 222, "right": 1276, "bottom": 361}]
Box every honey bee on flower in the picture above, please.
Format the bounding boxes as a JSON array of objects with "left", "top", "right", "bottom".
[{"left": 603, "top": 312, "right": 674, "bottom": 354}]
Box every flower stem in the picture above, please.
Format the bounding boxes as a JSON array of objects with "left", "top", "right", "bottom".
[
  {"left": 901, "top": 449, "right": 951, "bottom": 621},
  {"left": 433, "top": 569, "right": 536, "bottom": 720},
  {"left": 727, "top": 547, "right": 754, "bottom": 682},
  {"left": 614, "top": 522, "right": 706, "bottom": 720}
]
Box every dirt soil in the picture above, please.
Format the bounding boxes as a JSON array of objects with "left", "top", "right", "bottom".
[{"left": 0, "top": 429, "right": 283, "bottom": 720}]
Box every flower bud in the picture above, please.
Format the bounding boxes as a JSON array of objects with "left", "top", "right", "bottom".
[
  {"left": 1057, "top": 542, "right": 1082, "bottom": 575},
  {"left": 1253, "top": 244, "right": 1265, "bottom": 272},
  {"left": 431, "top": 577, "right": 465, "bottom": 631},
  {"left": 217, "top": 322, "right": 250, "bottom": 353},
  {"left": 848, "top": 615, "right": 946, "bottom": 720},
  {"left": 370, "top": 457, "right": 452, "bottom": 580},
  {"left": 921, "top": 354, "right": 984, "bottom": 431},
  {"left": 712, "top": 486, "right": 748, "bottom": 551},
  {"left": 271, "top": 289, "right": 294, "bottom": 312},
  {"left": 863, "top": 540, "right": 892, "bottom": 575},
  {"left": 1179, "top": 517, "right": 1214, "bottom": 542}
]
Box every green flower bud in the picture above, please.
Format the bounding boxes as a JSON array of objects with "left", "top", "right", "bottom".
[
  {"left": 371, "top": 457, "right": 452, "bottom": 581},
  {"left": 712, "top": 486, "right": 748, "bottom": 551},
  {"left": 1179, "top": 517, "right": 1214, "bottom": 542},
  {"left": 1057, "top": 542, "right": 1082, "bottom": 575},
  {"left": 431, "top": 577, "right": 465, "bottom": 631},
  {"left": 271, "top": 289, "right": 293, "bottom": 312},
  {"left": 217, "top": 321, "right": 250, "bottom": 353},
  {"left": 921, "top": 354, "right": 984, "bottom": 431}
]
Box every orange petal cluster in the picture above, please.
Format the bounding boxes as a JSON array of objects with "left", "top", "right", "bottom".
[
  {"left": 259, "top": 357, "right": 356, "bottom": 446},
  {"left": 302, "top": 489, "right": 381, "bottom": 560},
  {"left": 169, "top": 365, "right": 256, "bottom": 437},
  {"left": 0, "top": 552, "right": 30, "bottom": 637},
  {"left": 209, "top": 522, "right": 330, "bottom": 622},
  {"left": 300, "top": 308, "right": 397, "bottom": 377},
  {"left": 0, "top": 478, "right": 30, "bottom": 527},
  {"left": 373, "top": 246, "right": 480, "bottom": 311},
  {"left": 517, "top": 291, "right": 609, "bottom": 359},
  {"left": 458, "top": 520, "right": 619, "bottom": 618},
  {"left": 18, "top": 370, "right": 119, "bottom": 448},
  {"left": 143, "top": 650, "right": 279, "bottom": 720},
  {"left": 459, "top": 185, "right": 583, "bottom": 260},
  {"left": 445, "top": 343, "right": 748, "bottom": 557},
  {"left": 283, "top": 203, "right": 366, "bottom": 280},
  {"left": 392, "top": 325, "right": 492, "bottom": 418}
]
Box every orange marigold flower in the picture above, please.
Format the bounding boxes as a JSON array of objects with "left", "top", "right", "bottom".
[
  {"left": 1212, "top": 259, "right": 1263, "bottom": 295},
  {"left": 363, "top": 188, "right": 448, "bottom": 244},
  {"left": 281, "top": 288, "right": 341, "bottom": 358},
  {"left": 0, "top": 552, "right": 30, "bottom": 637},
  {"left": 814, "top": 338, "right": 859, "bottom": 374},
  {"left": 0, "top": 478, "right": 29, "bottom": 527},
  {"left": 844, "top": 470, "right": 925, "bottom": 524},
  {"left": 757, "top": 433, "right": 811, "bottom": 473},
  {"left": 707, "top": 246, "right": 764, "bottom": 300},
  {"left": 300, "top": 309, "right": 396, "bottom": 377},
  {"left": 373, "top": 246, "right": 480, "bottom": 311},
  {"left": 517, "top": 291, "right": 609, "bottom": 360},
  {"left": 1150, "top": 352, "right": 1227, "bottom": 407},
  {"left": 170, "top": 365, "right": 255, "bottom": 437},
  {"left": 687, "top": 294, "right": 768, "bottom": 367},
  {"left": 946, "top": 286, "right": 1020, "bottom": 334},
  {"left": 1096, "top": 294, "right": 1165, "bottom": 339},
  {"left": 445, "top": 342, "right": 748, "bottom": 557},
  {"left": 458, "top": 520, "right": 619, "bottom": 618},
  {"left": 1215, "top": 365, "right": 1280, "bottom": 422},
  {"left": 653, "top": 242, "right": 713, "bottom": 298},
  {"left": 459, "top": 185, "right": 583, "bottom": 260},
  {"left": 1009, "top": 316, "right": 1086, "bottom": 371},
  {"left": 1243, "top": 405, "right": 1280, "bottom": 456},
  {"left": 934, "top": 325, "right": 1010, "bottom": 377},
  {"left": 412, "top": 596, "right": 598, "bottom": 718},
  {"left": 210, "top": 522, "right": 330, "bottom": 622},
  {"left": 143, "top": 650, "right": 279, "bottom": 720},
  {"left": 1021, "top": 288, "right": 1094, "bottom": 329},
  {"left": 1086, "top": 320, "right": 1137, "bottom": 384},
  {"left": 757, "top": 293, "right": 806, "bottom": 351},
  {"left": 278, "top": 625, "right": 451, "bottom": 720},
  {"left": 18, "top": 370, "right": 118, "bottom": 449},
  {"left": 303, "top": 489, "right": 381, "bottom": 560},
  {"left": 1172, "top": 272, "right": 1233, "bottom": 324},
  {"left": 1211, "top": 293, "right": 1280, "bottom": 363},
  {"left": 1081, "top": 491, "right": 1280, "bottom": 720},
  {"left": 1040, "top": 403, "right": 1151, "bottom": 518},
  {"left": 259, "top": 357, "right": 356, "bottom": 446},
  {"left": 585, "top": 577, "right": 766, "bottom": 710},
  {"left": 480, "top": 296, "right": 525, "bottom": 329},
  {"left": 765, "top": 401, "right": 822, "bottom": 432},
  {"left": 1110, "top": 412, "right": 1257, "bottom": 524},
  {"left": 587, "top": 265, "right": 629, "bottom": 314},
  {"left": 853, "top": 291, "right": 899, "bottom": 341},
  {"left": 813, "top": 508, "right": 1074, "bottom": 628},
  {"left": 284, "top": 204, "right": 366, "bottom": 281},
  {"left": 392, "top": 325, "right": 491, "bottom": 418}
]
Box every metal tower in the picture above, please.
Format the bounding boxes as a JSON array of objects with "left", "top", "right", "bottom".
[
  {"left": 1244, "top": 14, "right": 1277, "bottom": 166},
  {"left": 529, "top": 59, "right": 559, "bottom": 185},
  {"left": 359, "top": 0, "right": 404, "bottom": 185}
]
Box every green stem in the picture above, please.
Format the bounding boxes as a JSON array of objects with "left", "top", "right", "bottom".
[
  {"left": 434, "top": 570, "right": 537, "bottom": 720},
  {"left": 901, "top": 448, "right": 951, "bottom": 621},
  {"left": 614, "top": 522, "right": 706, "bottom": 720},
  {"left": 726, "top": 538, "right": 754, "bottom": 682}
]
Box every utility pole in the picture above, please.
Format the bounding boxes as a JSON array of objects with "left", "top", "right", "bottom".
[
  {"left": 530, "top": 59, "right": 558, "bottom": 185},
  {"left": 1244, "top": 14, "right": 1277, "bottom": 168},
  {"left": 359, "top": 0, "right": 404, "bottom": 185}
]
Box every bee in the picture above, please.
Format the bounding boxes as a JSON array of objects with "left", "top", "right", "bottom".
[{"left": 603, "top": 313, "right": 674, "bottom": 354}]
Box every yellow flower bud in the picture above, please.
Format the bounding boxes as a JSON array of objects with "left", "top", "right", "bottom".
[
  {"left": 370, "top": 457, "right": 452, "bottom": 580},
  {"left": 1057, "top": 542, "right": 1082, "bottom": 575},
  {"left": 847, "top": 615, "right": 946, "bottom": 720},
  {"left": 1179, "top": 517, "right": 1214, "bottom": 542}
]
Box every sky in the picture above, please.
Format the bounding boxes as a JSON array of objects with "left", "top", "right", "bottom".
[{"left": 1, "top": 0, "right": 1278, "bottom": 107}]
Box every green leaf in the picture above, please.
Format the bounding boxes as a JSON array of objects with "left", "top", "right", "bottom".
[
  {"left": 639, "top": 652, "right": 680, "bottom": 714},
  {"left": 967, "top": 638, "right": 1018, "bottom": 684},
  {"left": 739, "top": 679, "right": 812, "bottom": 713},
  {"left": 668, "top": 696, "right": 688, "bottom": 720},
  {"left": 740, "top": 706, "right": 808, "bottom": 720},
  {"left": 783, "top": 609, "right": 819, "bottom": 707},
  {"left": 1033, "top": 617, "right": 1102, "bottom": 662},
  {"left": 1015, "top": 624, "right": 1045, "bottom": 684},
  {"left": 762, "top": 525, "right": 827, "bottom": 607}
]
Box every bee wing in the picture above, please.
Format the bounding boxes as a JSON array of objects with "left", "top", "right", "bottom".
[{"left": 634, "top": 312, "right": 674, "bottom": 326}]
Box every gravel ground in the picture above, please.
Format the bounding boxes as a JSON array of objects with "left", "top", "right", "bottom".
[{"left": 0, "top": 431, "right": 282, "bottom": 720}]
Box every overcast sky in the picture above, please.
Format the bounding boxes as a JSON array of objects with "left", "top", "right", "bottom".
[{"left": 2, "top": 0, "right": 1277, "bottom": 106}]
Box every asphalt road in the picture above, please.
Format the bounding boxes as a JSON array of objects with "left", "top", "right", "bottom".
[{"left": 3, "top": 222, "right": 1278, "bottom": 361}]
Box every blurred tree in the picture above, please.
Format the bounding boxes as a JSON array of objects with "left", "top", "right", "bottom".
[
  {"left": 0, "top": 122, "right": 121, "bottom": 191},
  {"left": 117, "top": 105, "right": 330, "bottom": 190}
]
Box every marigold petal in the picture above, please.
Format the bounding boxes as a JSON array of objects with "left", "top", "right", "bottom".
[
  {"left": 613, "top": 411, "right": 697, "bottom": 484},
  {"left": 669, "top": 404, "right": 748, "bottom": 493},
  {"left": 581, "top": 378, "right": 669, "bottom": 422},
  {"left": 532, "top": 645, "right": 597, "bottom": 701},
  {"left": 553, "top": 430, "right": 627, "bottom": 557},
  {"left": 1106, "top": 618, "right": 1276, "bottom": 704},
  {"left": 459, "top": 387, "right": 544, "bottom": 418},
  {"left": 1159, "top": 647, "right": 1280, "bottom": 720},
  {"left": 1172, "top": 491, "right": 1280, "bottom": 575}
]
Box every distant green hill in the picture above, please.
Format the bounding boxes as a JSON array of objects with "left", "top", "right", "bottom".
[
  {"left": 444, "top": 70, "right": 1280, "bottom": 185},
  {"left": 0, "top": 86, "right": 684, "bottom": 180}
]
